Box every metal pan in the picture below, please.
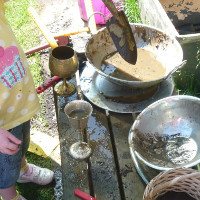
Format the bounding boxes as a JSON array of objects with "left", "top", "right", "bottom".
[
  {"left": 128, "top": 95, "right": 200, "bottom": 170},
  {"left": 86, "top": 23, "right": 186, "bottom": 88}
]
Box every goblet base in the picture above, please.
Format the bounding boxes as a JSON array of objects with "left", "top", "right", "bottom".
[
  {"left": 54, "top": 80, "right": 76, "bottom": 97},
  {"left": 69, "top": 141, "right": 92, "bottom": 160}
]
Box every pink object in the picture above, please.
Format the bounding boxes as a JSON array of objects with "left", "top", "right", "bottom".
[
  {"left": 74, "top": 189, "right": 98, "bottom": 200},
  {"left": 0, "top": 46, "right": 26, "bottom": 89},
  {"left": 78, "top": 0, "right": 111, "bottom": 24},
  {"left": 0, "top": 46, "right": 19, "bottom": 71}
]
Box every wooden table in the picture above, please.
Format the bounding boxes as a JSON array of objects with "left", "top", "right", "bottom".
[
  {"left": 54, "top": 61, "right": 199, "bottom": 200},
  {"left": 55, "top": 63, "right": 160, "bottom": 200}
]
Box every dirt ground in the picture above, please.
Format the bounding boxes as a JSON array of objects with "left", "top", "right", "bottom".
[{"left": 31, "top": 0, "right": 90, "bottom": 138}]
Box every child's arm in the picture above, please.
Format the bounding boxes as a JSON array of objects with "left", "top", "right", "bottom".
[{"left": 0, "top": 128, "right": 22, "bottom": 155}]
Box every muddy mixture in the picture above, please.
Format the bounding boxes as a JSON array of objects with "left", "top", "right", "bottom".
[{"left": 103, "top": 48, "right": 166, "bottom": 81}]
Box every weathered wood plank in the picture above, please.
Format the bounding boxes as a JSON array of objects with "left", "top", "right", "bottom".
[
  {"left": 109, "top": 112, "right": 146, "bottom": 200},
  {"left": 57, "top": 92, "right": 90, "bottom": 200},
  {"left": 87, "top": 106, "right": 121, "bottom": 200}
]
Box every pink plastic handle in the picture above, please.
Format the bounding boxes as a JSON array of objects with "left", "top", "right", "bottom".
[
  {"left": 36, "top": 76, "right": 60, "bottom": 94},
  {"left": 74, "top": 189, "right": 97, "bottom": 200}
]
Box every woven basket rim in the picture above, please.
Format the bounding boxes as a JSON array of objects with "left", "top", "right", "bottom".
[{"left": 143, "top": 168, "right": 200, "bottom": 200}]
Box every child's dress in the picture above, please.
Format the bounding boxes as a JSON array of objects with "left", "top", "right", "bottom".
[{"left": 0, "top": 1, "right": 41, "bottom": 130}]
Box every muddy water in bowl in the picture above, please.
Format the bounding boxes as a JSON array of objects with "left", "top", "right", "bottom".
[
  {"left": 86, "top": 23, "right": 185, "bottom": 88},
  {"left": 102, "top": 48, "right": 166, "bottom": 81},
  {"left": 98, "top": 48, "right": 166, "bottom": 103},
  {"left": 142, "top": 134, "right": 198, "bottom": 166},
  {"left": 165, "top": 136, "right": 197, "bottom": 165}
]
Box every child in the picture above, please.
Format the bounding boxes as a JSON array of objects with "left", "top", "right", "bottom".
[{"left": 0, "top": 1, "right": 54, "bottom": 199}]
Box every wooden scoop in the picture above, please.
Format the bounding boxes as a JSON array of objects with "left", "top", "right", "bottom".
[{"left": 28, "top": 7, "right": 58, "bottom": 49}]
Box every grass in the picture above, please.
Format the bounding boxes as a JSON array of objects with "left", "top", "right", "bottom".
[
  {"left": 16, "top": 152, "right": 55, "bottom": 200},
  {"left": 4, "top": 0, "right": 54, "bottom": 199},
  {"left": 123, "top": 0, "right": 142, "bottom": 23},
  {"left": 175, "top": 45, "right": 200, "bottom": 97}
]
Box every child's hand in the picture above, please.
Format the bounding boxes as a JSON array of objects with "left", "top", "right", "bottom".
[{"left": 0, "top": 128, "right": 22, "bottom": 155}]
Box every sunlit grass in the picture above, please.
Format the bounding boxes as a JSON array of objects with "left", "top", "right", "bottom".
[
  {"left": 16, "top": 152, "right": 54, "bottom": 200},
  {"left": 124, "top": 0, "right": 142, "bottom": 23}
]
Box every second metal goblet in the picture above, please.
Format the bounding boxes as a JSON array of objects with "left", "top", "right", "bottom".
[{"left": 64, "top": 100, "right": 93, "bottom": 160}]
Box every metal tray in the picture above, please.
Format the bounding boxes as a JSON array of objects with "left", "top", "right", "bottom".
[{"left": 80, "top": 64, "right": 175, "bottom": 113}]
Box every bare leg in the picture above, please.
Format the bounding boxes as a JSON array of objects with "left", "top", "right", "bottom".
[
  {"left": 21, "top": 156, "right": 27, "bottom": 170},
  {"left": 0, "top": 157, "right": 26, "bottom": 200},
  {"left": 0, "top": 185, "right": 17, "bottom": 200}
]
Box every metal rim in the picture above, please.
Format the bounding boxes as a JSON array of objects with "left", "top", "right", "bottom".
[
  {"left": 85, "top": 23, "right": 184, "bottom": 88},
  {"left": 80, "top": 65, "right": 175, "bottom": 114}
]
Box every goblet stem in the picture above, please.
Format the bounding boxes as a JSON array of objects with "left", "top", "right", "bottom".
[
  {"left": 62, "top": 77, "right": 68, "bottom": 93},
  {"left": 78, "top": 129, "right": 83, "bottom": 141}
]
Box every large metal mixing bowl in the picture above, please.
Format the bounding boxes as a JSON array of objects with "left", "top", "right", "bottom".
[
  {"left": 128, "top": 95, "right": 200, "bottom": 171},
  {"left": 86, "top": 23, "right": 185, "bottom": 88}
]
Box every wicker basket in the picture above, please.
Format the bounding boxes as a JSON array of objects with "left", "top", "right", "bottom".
[{"left": 143, "top": 168, "right": 200, "bottom": 200}]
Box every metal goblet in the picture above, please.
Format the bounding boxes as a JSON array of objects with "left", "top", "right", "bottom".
[
  {"left": 64, "top": 100, "right": 93, "bottom": 160},
  {"left": 49, "top": 46, "right": 78, "bottom": 97}
]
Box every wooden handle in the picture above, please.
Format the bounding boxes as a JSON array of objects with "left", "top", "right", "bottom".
[
  {"left": 84, "top": 0, "right": 97, "bottom": 34},
  {"left": 28, "top": 7, "right": 58, "bottom": 49},
  {"left": 36, "top": 76, "right": 60, "bottom": 94},
  {"left": 54, "top": 27, "right": 89, "bottom": 38},
  {"left": 74, "top": 189, "right": 97, "bottom": 200},
  {"left": 101, "top": 0, "right": 120, "bottom": 19}
]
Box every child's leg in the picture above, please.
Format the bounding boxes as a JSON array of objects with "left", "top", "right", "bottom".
[
  {"left": 17, "top": 124, "right": 54, "bottom": 185},
  {"left": 0, "top": 122, "right": 29, "bottom": 200},
  {"left": 20, "top": 156, "right": 27, "bottom": 170},
  {"left": 0, "top": 185, "right": 17, "bottom": 200}
]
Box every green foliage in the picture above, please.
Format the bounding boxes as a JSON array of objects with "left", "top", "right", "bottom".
[
  {"left": 196, "top": 46, "right": 200, "bottom": 70},
  {"left": 123, "top": 0, "right": 142, "bottom": 23},
  {"left": 175, "top": 45, "right": 200, "bottom": 97},
  {"left": 176, "top": 74, "right": 200, "bottom": 96},
  {"left": 5, "top": 0, "right": 38, "bottom": 50}
]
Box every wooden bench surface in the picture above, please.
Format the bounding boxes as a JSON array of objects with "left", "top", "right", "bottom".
[
  {"left": 56, "top": 87, "right": 148, "bottom": 199},
  {"left": 54, "top": 60, "right": 170, "bottom": 199}
]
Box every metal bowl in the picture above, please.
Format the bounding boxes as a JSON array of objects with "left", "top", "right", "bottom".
[
  {"left": 86, "top": 23, "right": 184, "bottom": 88},
  {"left": 128, "top": 95, "right": 200, "bottom": 171}
]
